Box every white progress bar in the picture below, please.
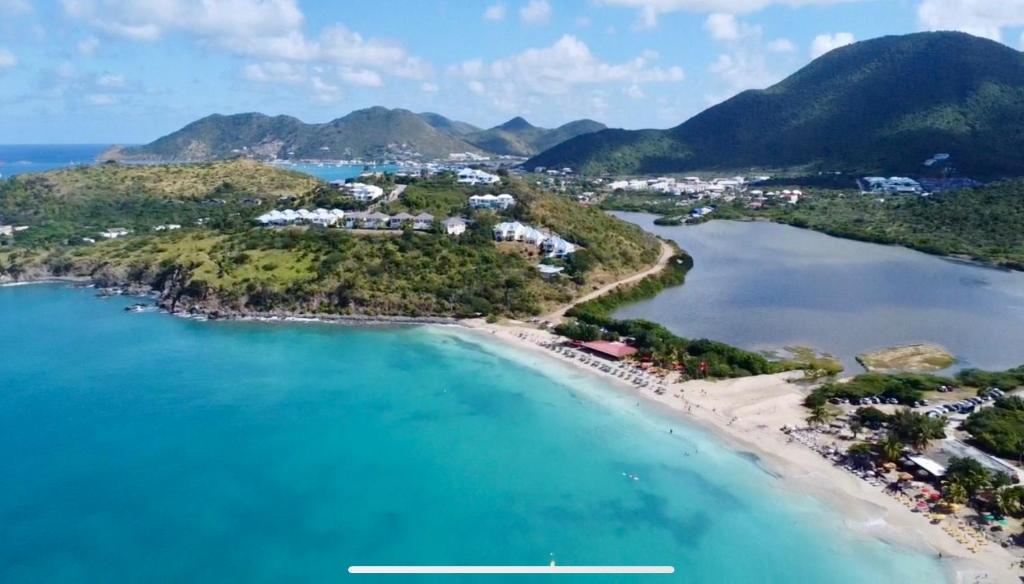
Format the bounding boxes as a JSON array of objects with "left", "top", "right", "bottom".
[{"left": 348, "top": 566, "right": 675, "bottom": 574}]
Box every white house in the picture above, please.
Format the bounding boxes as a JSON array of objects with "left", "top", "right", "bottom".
[
  {"left": 412, "top": 213, "right": 434, "bottom": 231},
  {"left": 0, "top": 225, "right": 13, "bottom": 237},
  {"left": 348, "top": 182, "right": 385, "bottom": 201},
  {"left": 389, "top": 212, "right": 415, "bottom": 229},
  {"left": 362, "top": 212, "right": 390, "bottom": 229},
  {"left": 442, "top": 217, "right": 466, "bottom": 236},
  {"left": 469, "top": 193, "right": 515, "bottom": 210},
  {"left": 153, "top": 224, "right": 182, "bottom": 231},
  {"left": 541, "top": 236, "right": 576, "bottom": 258},
  {"left": 457, "top": 168, "right": 500, "bottom": 185},
  {"left": 100, "top": 228, "right": 129, "bottom": 239}
]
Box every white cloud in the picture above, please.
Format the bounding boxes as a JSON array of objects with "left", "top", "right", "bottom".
[
  {"left": 78, "top": 36, "right": 101, "bottom": 56},
  {"left": 576, "top": 16, "right": 593, "bottom": 27},
  {"left": 520, "top": 0, "right": 552, "bottom": 25},
  {"left": 810, "top": 32, "right": 855, "bottom": 58},
  {"left": 484, "top": 3, "right": 507, "bottom": 21},
  {"left": 0, "top": 49, "right": 16, "bottom": 69},
  {"left": 96, "top": 73, "right": 125, "bottom": 88},
  {"left": 339, "top": 67, "right": 382, "bottom": 87},
  {"left": 708, "top": 50, "right": 781, "bottom": 95},
  {"left": 624, "top": 84, "right": 646, "bottom": 98},
  {"left": 62, "top": 0, "right": 433, "bottom": 96},
  {"left": 450, "top": 35, "right": 682, "bottom": 115},
  {"left": 704, "top": 13, "right": 738, "bottom": 40},
  {"left": 767, "top": 38, "right": 795, "bottom": 52},
  {"left": 451, "top": 35, "right": 683, "bottom": 94},
  {"left": 917, "top": 0, "right": 1024, "bottom": 42},
  {"left": 600, "top": 0, "right": 867, "bottom": 28},
  {"left": 420, "top": 82, "right": 439, "bottom": 93}
]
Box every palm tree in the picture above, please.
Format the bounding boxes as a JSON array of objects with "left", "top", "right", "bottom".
[
  {"left": 943, "top": 480, "right": 968, "bottom": 505},
  {"left": 994, "top": 488, "right": 1022, "bottom": 518},
  {"left": 881, "top": 432, "right": 904, "bottom": 464},
  {"left": 806, "top": 405, "right": 838, "bottom": 428}
]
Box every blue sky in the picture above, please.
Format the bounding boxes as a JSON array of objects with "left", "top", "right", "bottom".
[{"left": 0, "top": 0, "right": 1022, "bottom": 143}]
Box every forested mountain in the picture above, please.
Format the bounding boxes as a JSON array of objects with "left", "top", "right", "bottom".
[
  {"left": 527, "top": 32, "right": 1024, "bottom": 177},
  {"left": 462, "top": 117, "right": 606, "bottom": 157}
]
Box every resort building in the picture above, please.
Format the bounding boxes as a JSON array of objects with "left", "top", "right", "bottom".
[
  {"left": 100, "top": 228, "right": 130, "bottom": 239},
  {"left": 153, "top": 224, "right": 182, "bottom": 231},
  {"left": 388, "top": 212, "right": 415, "bottom": 229},
  {"left": 579, "top": 340, "right": 637, "bottom": 361},
  {"left": 469, "top": 193, "right": 516, "bottom": 210},
  {"left": 457, "top": 168, "right": 500, "bottom": 185},
  {"left": 493, "top": 221, "right": 577, "bottom": 257},
  {"left": 412, "top": 213, "right": 435, "bottom": 231},
  {"left": 859, "top": 176, "right": 923, "bottom": 195},
  {"left": 0, "top": 225, "right": 13, "bottom": 237},
  {"left": 347, "top": 182, "right": 385, "bottom": 201},
  {"left": 442, "top": 217, "right": 466, "bottom": 236}
]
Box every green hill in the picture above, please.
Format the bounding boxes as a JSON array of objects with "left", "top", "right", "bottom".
[
  {"left": 527, "top": 32, "right": 1024, "bottom": 177},
  {"left": 122, "top": 107, "right": 484, "bottom": 161},
  {"left": 464, "top": 117, "right": 606, "bottom": 157},
  {"left": 119, "top": 109, "right": 606, "bottom": 162}
]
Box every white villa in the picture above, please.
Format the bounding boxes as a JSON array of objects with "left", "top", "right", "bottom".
[
  {"left": 493, "top": 221, "right": 577, "bottom": 257},
  {"left": 0, "top": 225, "right": 13, "bottom": 237},
  {"left": 100, "top": 228, "right": 130, "bottom": 239},
  {"left": 469, "top": 193, "right": 516, "bottom": 210},
  {"left": 348, "top": 182, "right": 385, "bottom": 201},
  {"left": 457, "top": 168, "right": 500, "bottom": 185},
  {"left": 442, "top": 217, "right": 466, "bottom": 236},
  {"left": 860, "top": 176, "right": 923, "bottom": 194},
  {"left": 153, "top": 224, "right": 182, "bottom": 231}
]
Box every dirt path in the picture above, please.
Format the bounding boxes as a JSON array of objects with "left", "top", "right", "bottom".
[{"left": 546, "top": 240, "right": 674, "bottom": 322}]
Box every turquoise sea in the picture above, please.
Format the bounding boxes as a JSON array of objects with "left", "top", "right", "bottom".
[{"left": 0, "top": 285, "right": 945, "bottom": 582}]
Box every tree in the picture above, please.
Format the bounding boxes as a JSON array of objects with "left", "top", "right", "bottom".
[
  {"left": 945, "top": 457, "right": 991, "bottom": 498},
  {"left": 890, "top": 408, "right": 946, "bottom": 452},
  {"left": 994, "top": 487, "right": 1023, "bottom": 518},
  {"left": 881, "top": 432, "right": 905, "bottom": 464},
  {"left": 806, "top": 404, "right": 838, "bottom": 428},
  {"left": 846, "top": 442, "right": 875, "bottom": 469},
  {"left": 943, "top": 480, "right": 968, "bottom": 505}
]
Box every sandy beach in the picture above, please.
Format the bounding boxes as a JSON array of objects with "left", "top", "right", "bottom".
[{"left": 461, "top": 319, "right": 1022, "bottom": 584}]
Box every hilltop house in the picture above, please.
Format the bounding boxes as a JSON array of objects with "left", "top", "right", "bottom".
[
  {"left": 859, "top": 176, "right": 922, "bottom": 195},
  {"left": 413, "top": 213, "right": 434, "bottom": 230},
  {"left": 541, "top": 235, "right": 577, "bottom": 258},
  {"left": 100, "top": 228, "right": 130, "bottom": 239},
  {"left": 362, "top": 212, "right": 390, "bottom": 229},
  {"left": 348, "top": 182, "right": 385, "bottom": 201},
  {"left": 457, "top": 168, "right": 500, "bottom": 186},
  {"left": 442, "top": 217, "right": 466, "bottom": 236},
  {"left": 389, "top": 212, "right": 415, "bottom": 229},
  {"left": 469, "top": 193, "right": 516, "bottom": 210},
  {"left": 0, "top": 225, "right": 13, "bottom": 237},
  {"left": 493, "top": 221, "right": 577, "bottom": 257}
]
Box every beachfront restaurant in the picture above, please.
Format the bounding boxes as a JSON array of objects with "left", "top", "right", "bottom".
[{"left": 578, "top": 340, "right": 638, "bottom": 361}]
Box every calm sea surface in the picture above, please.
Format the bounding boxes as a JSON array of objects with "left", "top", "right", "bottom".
[
  {"left": 0, "top": 144, "right": 394, "bottom": 181},
  {"left": 0, "top": 285, "right": 944, "bottom": 582},
  {"left": 0, "top": 144, "right": 111, "bottom": 176},
  {"left": 612, "top": 212, "right": 1024, "bottom": 373}
]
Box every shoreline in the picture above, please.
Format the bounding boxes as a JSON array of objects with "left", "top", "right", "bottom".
[
  {"left": 457, "top": 318, "right": 1022, "bottom": 584},
  {"left": 7, "top": 279, "right": 1020, "bottom": 581}
]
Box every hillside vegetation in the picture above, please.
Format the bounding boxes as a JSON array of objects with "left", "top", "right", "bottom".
[
  {"left": 756, "top": 180, "right": 1024, "bottom": 269},
  {"left": 528, "top": 32, "right": 1024, "bottom": 177},
  {"left": 0, "top": 163, "right": 661, "bottom": 318}
]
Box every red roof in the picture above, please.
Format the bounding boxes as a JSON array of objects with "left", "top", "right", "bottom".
[{"left": 581, "top": 341, "right": 637, "bottom": 359}]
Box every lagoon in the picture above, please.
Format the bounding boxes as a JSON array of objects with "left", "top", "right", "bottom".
[
  {"left": 0, "top": 284, "right": 945, "bottom": 582},
  {"left": 612, "top": 213, "right": 1024, "bottom": 373}
]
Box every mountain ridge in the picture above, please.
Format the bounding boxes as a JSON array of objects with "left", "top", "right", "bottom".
[
  {"left": 526, "top": 32, "right": 1024, "bottom": 177},
  {"left": 119, "top": 108, "right": 605, "bottom": 161}
]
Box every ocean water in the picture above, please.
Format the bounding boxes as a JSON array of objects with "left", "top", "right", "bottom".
[
  {"left": 0, "top": 285, "right": 945, "bottom": 583},
  {"left": 612, "top": 213, "right": 1024, "bottom": 373},
  {"left": 0, "top": 144, "right": 112, "bottom": 176},
  {"left": 275, "top": 162, "right": 400, "bottom": 182}
]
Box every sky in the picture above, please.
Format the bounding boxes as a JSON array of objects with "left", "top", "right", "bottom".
[{"left": 0, "top": 0, "right": 1023, "bottom": 143}]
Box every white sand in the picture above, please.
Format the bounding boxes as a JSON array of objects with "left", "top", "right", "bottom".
[{"left": 463, "top": 319, "right": 1022, "bottom": 584}]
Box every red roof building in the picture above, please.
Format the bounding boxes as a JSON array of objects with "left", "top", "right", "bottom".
[{"left": 580, "top": 340, "right": 638, "bottom": 361}]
